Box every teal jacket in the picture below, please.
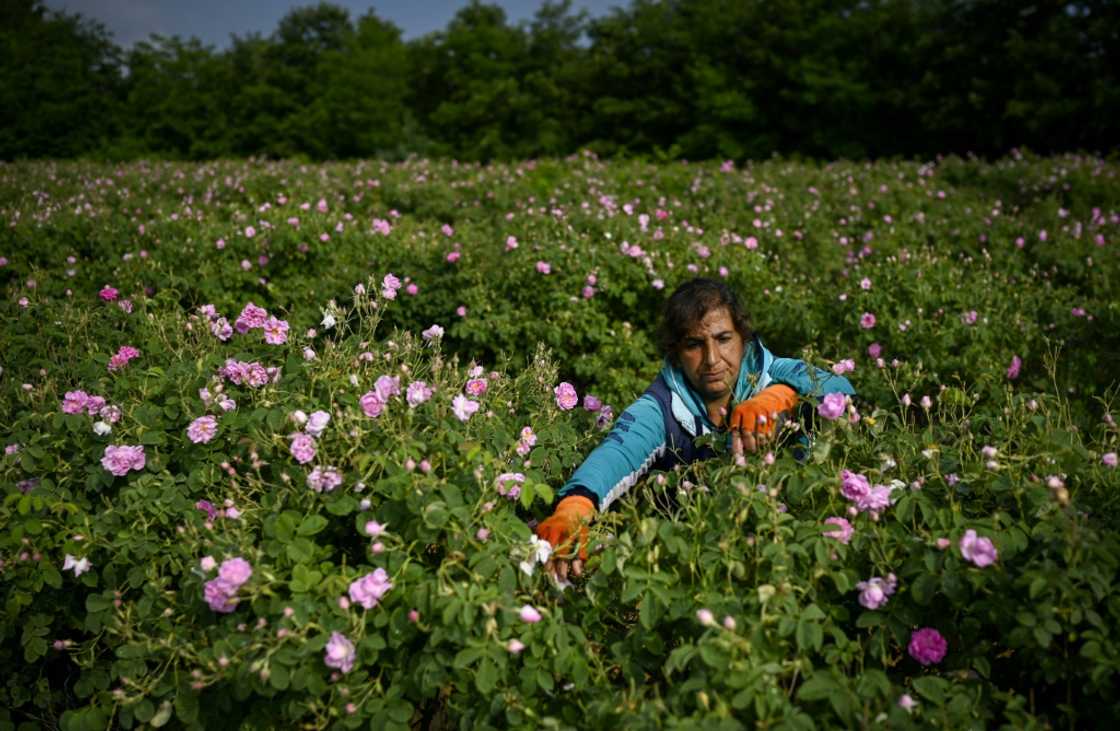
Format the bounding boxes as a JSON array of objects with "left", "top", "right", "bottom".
[{"left": 558, "top": 337, "right": 855, "bottom": 510}]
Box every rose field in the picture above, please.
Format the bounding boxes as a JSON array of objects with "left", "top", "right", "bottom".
[{"left": 2, "top": 152, "right": 1119, "bottom": 730}]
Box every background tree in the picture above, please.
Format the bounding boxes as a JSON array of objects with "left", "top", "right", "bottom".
[
  {"left": 118, "top": 36, "right": 229, "bottom": 158},
  {"left": 314, "top": 11, "right": 412, "bottom": 159},
  {"left": 0, "top": 0, "right": 121, "bottom": 158},
  {"left": 2, "top": 0, "right": 1117, "bottom": 161}
]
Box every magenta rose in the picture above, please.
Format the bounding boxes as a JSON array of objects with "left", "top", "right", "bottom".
[{"left": 908, "top": 627, "right": 947, "bottom": 666}]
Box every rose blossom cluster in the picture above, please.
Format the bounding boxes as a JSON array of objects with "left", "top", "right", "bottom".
[
  {"left": 195, "top": 499, "right": 240, "bottom": 521},
  {"left": 360, "top": 375, "right": 402, "bottom": 418},
  {"left": 595, "top": 405, "right": 615, "bottom": 430},
  {"left": 516, "top": 426, "right": 537, "bottom": 456},
  {"left": 61, "top": 390, "right": 122, "bottom": 429},
  {"left": 202, "top": 557, "right": 253, "bottom": 613},
  {"left": 381, "top": 273, "right": 402, "bottom": 300},
  {"left": 495, "top": 472, "right": 526, "bottom": 501},
  {"left": 856, "top": 573, "right": 898, "bottom": 610},
  {"left": 580, "top": 392, "right": 614, "bottom": 430},
  {"left": 107, "top": 345, "right": 140, "bottom": 372},
  {"left": 286, "top": 409, "right": 330, "bottom": 463},
  {"left": 198, "top": 384, "right": 237, "bottom": 413},
  {"left": 839, "top": 470, "right": 894, "bottom": 514},
  {"left": 217, "top": 358, "right": 280, "bottom": 388},
  {"left": 307, "top": 465, "right": 343, "bottom": 493},
  {"left": 348, "top": 568, "right": 393, "bottom": 609},
  {"left": 101, "top": 445, "right": 145, "bottom": 476},
  {"left": 197, "top": 302, "right": 289, "bottom": 345},
  {"left": 198, "top": 304, "right": 233, "bottom": 341}
]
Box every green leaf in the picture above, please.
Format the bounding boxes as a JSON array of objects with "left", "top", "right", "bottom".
[
  {"left": 453, "top": 647, "right": 484, "bottom": 669},
  {"left": 518, "top": 480, "right": 536, "bottom": 508},
  {"left": 23, "top": 636, "right": 47, "bottom": 662},
  {"left": 797, "top": 674, "right": 837, "bottom": 701},
  {"left": 134, "top": 699, "right": 155, "bottom": 723},
  {"left": 796, "top": 618, "right": 823, "bottom": 652},
  {"left": 639, "top": 592, "right": 656, "bottom": 629},
  {"left": 297, "top": 514, "right": 328, "bottom": 536},
  {"left": 140, "top": 430, "right": 166, "bottom": 446},
  {"left": 325, "top": 495, "right": 357, "bottom": 516},
  {"left": 911, "top": 573, "right": 938, "bottom": 606},
  {"left": 475, "top": 659, "right": 498, "bottom": 694},
  {"left": 856, "top": 612, "right": 884, "bottom": 628},
  {"left": 912, "top": 676, "right": 948, "bottom": 703},
  {"left": 269, "top": 664, "right": 290, "bottom": 690},
  {"left": 174, "top": 679, "right": 199, "bottom": 722},
  {"left": 42, "top": 565, "right": 63, "bottom": 589}
]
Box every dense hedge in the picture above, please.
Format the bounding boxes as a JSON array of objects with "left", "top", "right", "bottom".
[{"left": 1, "top": 153, "right": 1119, "bottom": 729}]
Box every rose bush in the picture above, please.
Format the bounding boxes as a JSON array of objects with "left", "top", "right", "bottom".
[{"left": 1, "top": 153, "right": 1118, "bottom": 729}]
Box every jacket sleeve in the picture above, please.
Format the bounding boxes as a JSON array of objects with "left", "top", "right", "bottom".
[
  {"left": 557, "top": 393, "right": 667, "bottom": 511},
  {"left": 767, "top": 357, "right": 856, "bottom": 400}
]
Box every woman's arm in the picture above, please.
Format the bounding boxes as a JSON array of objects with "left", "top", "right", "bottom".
[{"left": 556, "top": 393, "right": 668, "bottom": 512}]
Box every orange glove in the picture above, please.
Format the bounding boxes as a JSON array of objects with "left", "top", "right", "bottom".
[
  {"left": 536, "top": 495, "right": 596, "bottom": 560},
  {"left": 730, "top": 384, "right": 798, "bottom": 436}
]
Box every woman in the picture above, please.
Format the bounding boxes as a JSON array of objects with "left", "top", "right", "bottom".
[{"left": 537, "top": 277, "right": 855, "bottom": 581}]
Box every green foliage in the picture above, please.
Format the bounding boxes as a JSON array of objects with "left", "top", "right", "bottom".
[{"left": 0, "top": 155, "right": 1118, "bottom": 728}]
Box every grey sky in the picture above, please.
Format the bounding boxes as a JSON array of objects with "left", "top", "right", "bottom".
[{"left": 45, "top": 0, "right": 622, "bottom": 48}]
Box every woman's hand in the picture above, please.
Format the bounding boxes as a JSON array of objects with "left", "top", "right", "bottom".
[
  {"left": 729, "top": 384, "right": 798, "bottom": 459},
  {"left": 536, "top": 495, "right": 595, "bottom": 583}
]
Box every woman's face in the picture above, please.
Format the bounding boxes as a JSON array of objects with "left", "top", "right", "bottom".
[{"left": 676, "top": 306, "right": 745, "bottom": 404}]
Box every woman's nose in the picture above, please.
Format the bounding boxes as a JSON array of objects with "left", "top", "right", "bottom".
[{"left": 703, "top": 343, "right": 718, "bottom": 364}]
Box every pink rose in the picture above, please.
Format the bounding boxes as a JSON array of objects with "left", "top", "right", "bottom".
[
  {"left": 818, "top": 392, "right": 846, "bottom": 420},
  {"left": 554, "top": 382, "right": 578, "bottom": 410},
  {"left": 360, "top": 391, "right": 385, "bottom": 418},
  {"left": 101, "top": 444, "right": 145, "bottom": 476},
  {"left": 324, "top": 632, "right": 356, "bottom": 673},
  {"left": 289, "top": 433, "right": 316, "bottom": 464},
  {"left": 908, "top": 627, "right": 947, "bottom": 666},
  {"left": 959, "top": 529, "right": 998, "bottom": 567},
  {"left": 822, "top": 516, "right": 853, "bottom": 545},
  {"left": 348, "top": 568, "right": 393, "bottom": 609},
  {"left": 187, "top": 415, "right": 218, "bottom": 444}
]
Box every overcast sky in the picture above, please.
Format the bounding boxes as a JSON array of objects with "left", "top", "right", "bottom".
[{"left": 46, "top": 0, "right": 621, "bottom": 48}]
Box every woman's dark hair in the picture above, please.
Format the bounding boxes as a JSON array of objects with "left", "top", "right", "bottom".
[{"left": 657, "top": 278, "right": 752, "bottom": 362}]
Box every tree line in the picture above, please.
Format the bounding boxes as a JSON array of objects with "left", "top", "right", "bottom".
[{"left": 2, "top": 0, "right": 1116, "bottom": 161}]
